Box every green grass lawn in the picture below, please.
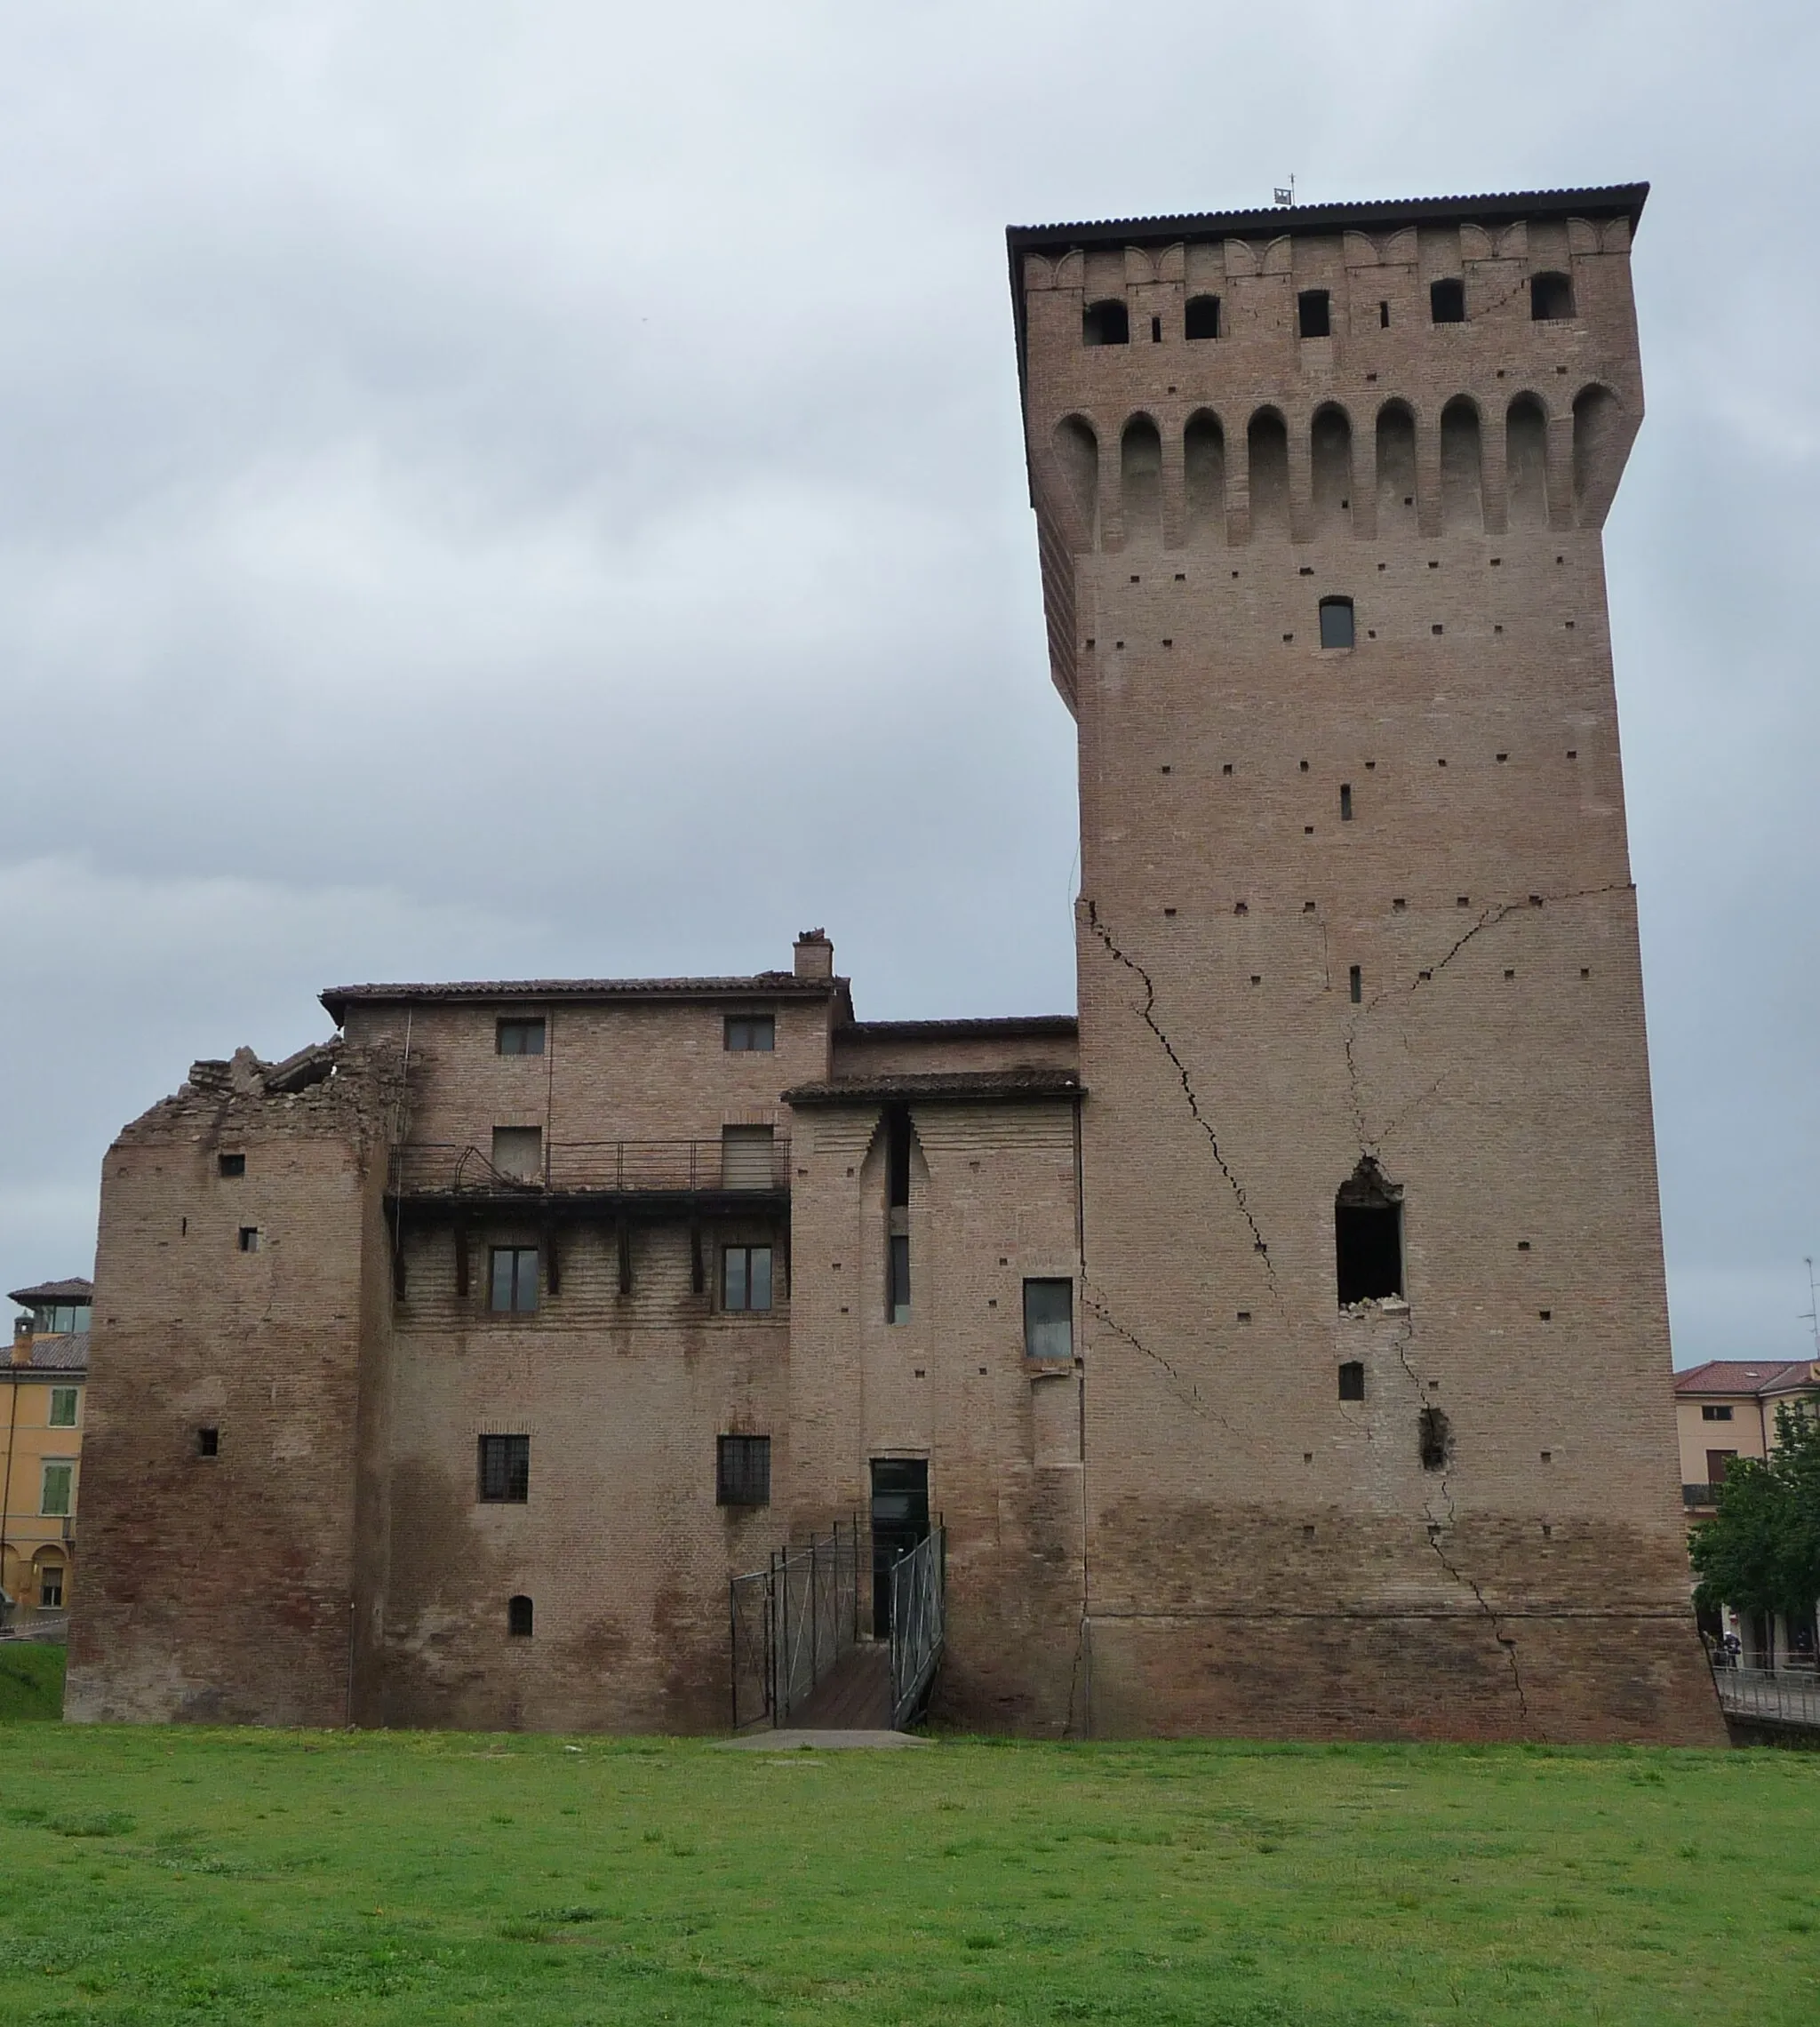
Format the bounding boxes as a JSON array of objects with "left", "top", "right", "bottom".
[
  {"left": 0, "top": 1718, "right": 1815, "bottom": 2024},
  {"left": 0, "top": 1640, "right": 65, "bottom": 1720}
]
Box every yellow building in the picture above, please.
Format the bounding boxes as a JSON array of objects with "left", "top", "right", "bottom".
[{"left": 1, "top": 1278, "right": 91, "bottom": 1625}]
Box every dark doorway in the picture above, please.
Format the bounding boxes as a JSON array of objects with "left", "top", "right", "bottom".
[
  {"left": 1335, "top": 1159, "right": 1402, "bottom": 1305},
  {"left": 870, "top": 1457, "right": 930, "bottom": 1637}
]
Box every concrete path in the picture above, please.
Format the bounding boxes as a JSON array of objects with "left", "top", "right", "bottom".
[{"left": 716, "top": 1728, "right": 929, "bottom": 1751}]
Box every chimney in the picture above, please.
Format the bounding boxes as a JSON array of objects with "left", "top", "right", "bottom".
[
  {"left": 12, "top": 1314, "right": 33, "bottom": 1366},
  {"left": 793, "top": 930, "right": 834, "bottom": 981}
]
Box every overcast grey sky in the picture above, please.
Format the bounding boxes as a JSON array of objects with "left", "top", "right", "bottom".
[{"left": 1, "top": 0, "right": 1813, "bottom": 1370}]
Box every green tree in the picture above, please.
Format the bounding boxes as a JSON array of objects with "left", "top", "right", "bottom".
[{"left": 1690, "top": 1401, "right": 1820, "bottom": 1630}]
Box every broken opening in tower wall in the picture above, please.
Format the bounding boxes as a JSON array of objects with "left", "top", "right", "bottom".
[{"left": 1335, "top": 1160, "right": 1402, "bottom": 1306}]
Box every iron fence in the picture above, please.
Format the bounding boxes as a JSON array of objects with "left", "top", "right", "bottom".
[
  {"left": 729, "top": 1518, "right": 864, "bottom": 1730},
  {"left": 889, "top": 1526, "right": 946, "bottom": 1729},
  {"left": 391, "top": 1138, "right": 791, "bottom": 1198}
]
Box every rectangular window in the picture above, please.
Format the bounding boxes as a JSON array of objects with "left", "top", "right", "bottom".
[
  {"left": 1297, "top": 289, "right": 1330, "bottom": 339},
  {"left": 477, "top": 1433, "right": 531, "bottom": 1502},
  {"left": 491, "top": 1126, "right": 543, "bottom": 1181},
  {"left": 489, "top": 1246, "right": 539, "bottom": 1313},
  {"left": 47, "top": 1387, "right": 78, "bottom": 1429},
  {"left": 218, "top": 1152, "right": 245, "bottom": 1177},
  {"left": 724, "top": 1014, "right": 776, "bottom": 1052},
  {"left": 1023, "top": 1279, "right": 1074, "bottom": 1361},
  {"left": 1319, "top": 598, "right": 1355, "bottom": 650},
  {"left": 1337, "top": 1361, "right": 1366, "bottom": 1401},
  {"left": 717, "top": 1433, "right": 770, "bottom": 1507},
  {"left": 197, "top": 1427, "right": 220, "bottom": 1457},
  {"left": 238, "top": 1226, "right": 260, "bottom": 1253},
  {"left": 496, "top": 1017, "right": 546, "bottom": 1057},
  {"left": 40, "top": 1461, "right": 73, "bottom": 1517},
  {"left": 37, "top": 1563, "right": 64, "bottom": 1608},
  {"left": 721, "top": 1124, "right": 777, "bottom": 1190},
  {"left": 722, "top": 1245, "right": 774, "bottom": 1313},
  {"left": 1706, "top": 1448, "right": 1737, "bottom": 1485},
  {"left": 1701, "top": 1404, "right": 1734, "bottom": 1422}
]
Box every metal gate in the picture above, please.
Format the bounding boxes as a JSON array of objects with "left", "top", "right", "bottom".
[
  {"left": 729, "top": 1517, "right": 864, "bottom": 1730},
  {"left": 887, "top": 1525, "right": 946, "bottom": 1728}
]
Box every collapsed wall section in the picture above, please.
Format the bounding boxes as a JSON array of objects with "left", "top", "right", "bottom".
[{"left": 66, "top": 1043, "right": 397, "bottom": 1725}]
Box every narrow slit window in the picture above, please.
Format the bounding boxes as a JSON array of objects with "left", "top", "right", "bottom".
[
  {"left": 507, "top": 1595, "right": 534, "bottom": 1637},
  {"left": 1339, "top": 784, "right": 1353, "bottom": 821},
  {"left": 1082, "top": 299, "right": 1129, "bottom": 346},
  {"left": 1319, "top": 597, "right": 1355, "bottom": 649},
  {"left": 1348, "top": 966, "right": 1362, "bottom": 1004},
  {"left": 1149, "top": 314, "right": 1161, "bottom": 342},
  {"left": 1337, "top": 1361, "right": 1365, "bottom": 1401},
  {"left": 885, "top": 1103, "right": 912, "bottom": 1322},
  {"left": 1378, "top": 300, "right": 1390, "bottom": 328},
  {"left": 1297, "top": 289, "right": 1330, "bottom": 339},
  {"left": 478, "top": 1433, "right": 531, "bottom": 1503},
  {"left": 1185, "top": 294, "right": 1220, "bottom": 340},
  {"left": 888, "top": 1234, "right": 911, "bottom": 1324},
  {"left": 1429, "top": 278, "right": 1465, "bottom": 323},
  {"left": 717, "top": 1433, "right": 771, "bottom": 1507},
  {"left": 496, "top": 1017, "right": 546, "bottom": 1057},
  {"left": 1023, "top": 1279, "right": 1074, "bottom": 1361},
  {"left": 1335, "top": 1160, "right": 1402, "bottom": 1305}
]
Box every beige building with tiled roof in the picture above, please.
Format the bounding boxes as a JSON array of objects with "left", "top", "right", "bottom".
[
  {"left": 3, "top": 1278, "right": 91, "bottom": 1623},
  {"left": 1673, "top": 1359, "right": 1820, "bottom": 1515}
]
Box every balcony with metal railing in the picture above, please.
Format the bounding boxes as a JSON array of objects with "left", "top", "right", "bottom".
[{"left": 387, "top": 1137, "right": 792, "bottom": 1223}]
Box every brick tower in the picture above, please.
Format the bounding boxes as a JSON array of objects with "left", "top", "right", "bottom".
[{"left": 1010, "top": 187, "right": 1721, "bottom": 1739}]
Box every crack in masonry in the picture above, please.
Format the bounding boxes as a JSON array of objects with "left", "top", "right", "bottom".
[
  {"left": 1086, "top": 899, "right": 1279, "bottom": 1295},
  {"left": 1083, "top": 1285, "right": 1235, "bottom": 1433},
  {"left": 1413, "top": 882, "right": 1632, "bottom": 992},
  {"left": 1063, "top": 1615, "right": 1089, "bottom": 1739},
  {"left": 1391, "top": 1315, "right": 1531, "bottom": 1720}
]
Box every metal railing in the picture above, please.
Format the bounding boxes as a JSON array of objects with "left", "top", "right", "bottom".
[
  {"left": 729, "top": 1518, "right": 864, "bottom": 1730},
  {"left": 888, "top": 1526, "right": 946, "bottom": 1729},
  {"left": 1682, "top": 1482, "right": 1721, "bottom": 1509},
  {"left": 1708, "top": 1651, "right": 1820, "bottom": 1730},
  {"left": 391, "top": 1138, "right": 791, "bottom": 1198}
]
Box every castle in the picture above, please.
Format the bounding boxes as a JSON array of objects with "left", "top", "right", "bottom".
[{"left": 66, "top": 184, "right": 1722, "bottom": 1741}]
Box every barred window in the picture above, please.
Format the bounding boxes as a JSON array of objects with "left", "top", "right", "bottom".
[
  {"left": 717, "top": 1434, "right": 770, "bottom": 1507},
  {"left": 722, "top": 1245, "right": 773, "bottom": 1313},
  {"left": 478, "top": 1434, "right": 530, "bottom": 1503}
]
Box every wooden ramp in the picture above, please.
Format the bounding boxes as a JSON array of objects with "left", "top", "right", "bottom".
[{"left": 787, "top": 1642, "right": 891, "bottom": 1729}]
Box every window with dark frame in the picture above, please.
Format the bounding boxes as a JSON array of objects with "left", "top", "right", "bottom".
[
  {"left": 490, "top": 1246, "right": 539, "bottom": 1313},
  {"left": 196, "top": 1427, "right": 220, "bottom": 1457},
  {"left": 1297, "top": 289, "right": 1330, "bottom": 339},
  {"left": 37, "top": 1561, "right": 65, "bottom": 1608},
  {"left": 1082, "top": 299, "right": 1129, "bottom": 346},
  {"left": 1184, "top": 294, "right": 1220, "bottom": 340},
  {"left": 1700, "top": 1403, "right": 1734, "bottom": 1422},
  {"left": 496, "top": 1017, "right": 546, "bottom": 1057},
  {"left": 478, "top": 1433, "right": 531, "bottom": 1503},
  {"left": 237, "top": 1226, "right": 260, "bottom": 1253},
  {"left": 218, "top": 1152, "right": 245, "bottom": 1177},
  {"left": 717, "top": 1433, "right": 771, "bottom": 1507},
  {"left": 1319, "top": 597, "right": 1355, "bottom": 650},
  {"left": 507, "top": 1594, "right": 534, "bottom": 1637},
  {"left": 722, "top": 1245, "right": 774, "bottom": 1313},
  {"left": 1338, "top": 1361, "right": 1366, "bottom": 1401},
  {"left": 1430, "top": 277, "right": 1465, "bottom": 323},
  {"left": 1023, "top": 1279, "right": 1074, "bottom": 1362},
  {"left": 1530, "top": 271, "right": 1574, "bottom": 321},
  {"left": 724, "top": 1014, "right": 776, "bottom": 1052}
]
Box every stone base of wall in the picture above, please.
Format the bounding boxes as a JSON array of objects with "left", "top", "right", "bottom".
[{"left": 1080, "top": 1613, "right": 1726, "bottom": 1744}]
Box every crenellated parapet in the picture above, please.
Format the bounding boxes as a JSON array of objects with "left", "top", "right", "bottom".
[{"left": 1010, "top": 188, "right": 1647, "bottom": 710}]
